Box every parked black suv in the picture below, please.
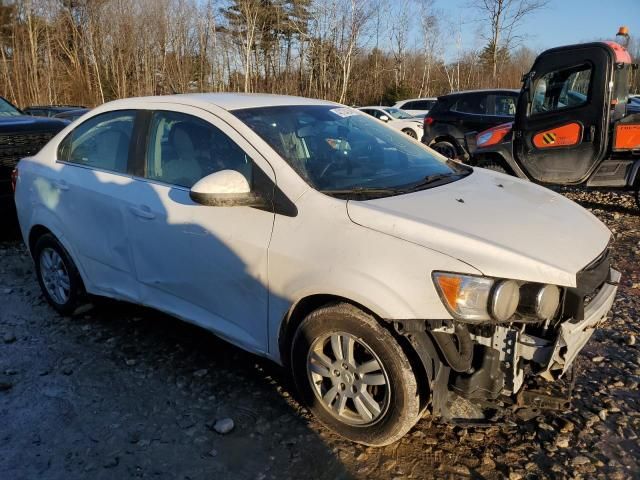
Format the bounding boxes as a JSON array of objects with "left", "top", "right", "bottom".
[
  {"left": 24, "top": 105, "right": 86, "bottom": 118},
  {"left": 0, "top": 97, "right": 68, "bottom": 213},
  {"left": 422, "top": 89, "right": 519, "bottom": 159}
]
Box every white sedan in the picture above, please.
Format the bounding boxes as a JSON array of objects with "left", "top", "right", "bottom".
[
  {"left": 357, "top": 106, "right": 424, "bottom": 139},
  {"left": 14, "top": 93, "right": 619, "bottom": 446}
]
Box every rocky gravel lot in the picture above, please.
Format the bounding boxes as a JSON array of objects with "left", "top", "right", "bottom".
[{"left": 0, "top": 189, "right": 638, "bottom": 480}]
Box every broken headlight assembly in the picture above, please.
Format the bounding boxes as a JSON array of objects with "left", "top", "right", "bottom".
[{"left": 432, "top": 272, "right": 561, "bottom": 324}]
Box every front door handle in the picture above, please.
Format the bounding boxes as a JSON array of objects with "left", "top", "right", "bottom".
[{"left": 129, "top": 205, "right": 155, "bottom": 220}]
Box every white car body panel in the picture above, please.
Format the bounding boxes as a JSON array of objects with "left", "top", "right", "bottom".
[
  {"left": 347, "top": 169, "right": 610, "bottom": 287},
  {"left": 14, "top": 93, "right": 613, "bottom": 368}
]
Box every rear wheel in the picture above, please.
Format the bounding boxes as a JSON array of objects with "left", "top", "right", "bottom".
[
  {"left": 430, "top": 140, "right": 458, "bottom": 159},
  {"left": 34, "top": 233, "right": 85, "bottom": 315},
  {"left": 402, "top": 128, "right": 417, "bottom": 139},
  {"left": 479, "top": 161, "right": 509, "bottom": 175},
  {"left": 291, "top": 303, "right": 421, "bottom": 446}
]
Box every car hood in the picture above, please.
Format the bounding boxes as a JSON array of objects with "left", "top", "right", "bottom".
[
  {"left": 346, "top": 169, "right": 611, "bottom": 287},
  {"left": 0, "top": 114, "right": 69, "bottom": 131}
]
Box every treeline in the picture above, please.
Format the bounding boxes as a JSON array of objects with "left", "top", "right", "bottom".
[{"left": 0, "top": 0, "right": 637, "bottom": 109}]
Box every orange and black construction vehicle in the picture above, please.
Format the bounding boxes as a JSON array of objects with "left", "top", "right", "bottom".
[{"left": 468, "top": 27, "right": 640, "bottom": 210}]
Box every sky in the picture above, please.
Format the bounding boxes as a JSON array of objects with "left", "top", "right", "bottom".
[{"left": 420, "top": 0, "right": 640, "bottom": 60}]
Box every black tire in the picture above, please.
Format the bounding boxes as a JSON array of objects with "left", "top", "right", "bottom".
[
  {"left": 402, "top": 128, "right": 417, "bottom": 139},
  {"left": 430, "top": 140, "right": 459, "bottom": 159},
  {"left": 291, "top": 303, "right": 421, "bottom": 446},
  {"left": 479, "top": 161, "right": 509, "bottom": 175},
  {"left": 33, "top": 233, "right": 86, "bottom": 315}
]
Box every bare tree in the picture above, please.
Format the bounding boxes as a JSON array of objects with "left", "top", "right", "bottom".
[{"left": 473, "top": 0, "right": 547, "bottom": 83}]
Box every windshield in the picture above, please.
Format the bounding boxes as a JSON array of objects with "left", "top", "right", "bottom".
[
  {"left": 233, "top": 105, "right": 468, "bottom": 196},
  {"left": 384, "top": 108, "right": 412, "bottom": 119},
  {"left": 0, "top": 97, "right": 21, "bottom": 117}
]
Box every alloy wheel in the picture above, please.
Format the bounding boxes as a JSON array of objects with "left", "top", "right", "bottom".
[
  {"left": 39, "top": 247, "right": 71, "bottom": 305},
  {"left": 306, "top": 331, "right": 391, "bottom": 426}
]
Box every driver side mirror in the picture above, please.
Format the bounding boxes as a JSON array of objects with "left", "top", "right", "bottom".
[
  {"left": 379, "top": 115, "right": 390, "bottom": 122},
  {"left": 190, "top": 169, "right": 268, "bottom": 208}
]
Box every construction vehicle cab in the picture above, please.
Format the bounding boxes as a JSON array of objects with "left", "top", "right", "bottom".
[{"left": 469, "top": 29, "right": 640, "bottom": 209}]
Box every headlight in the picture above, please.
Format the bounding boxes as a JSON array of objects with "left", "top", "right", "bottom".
[
  {"left": 433, "top": 272, "right": 559, "bottom": 323},
  {"left": 518, "top": 284, "right": 561, "bottom": 320}
]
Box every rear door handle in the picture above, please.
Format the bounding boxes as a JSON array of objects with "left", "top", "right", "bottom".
[
  {"left": 129, "top": 205, "right": 155, "bottom": 220},
  {"left": 55, "top": 180, "right": 69, "bottom": 191}
]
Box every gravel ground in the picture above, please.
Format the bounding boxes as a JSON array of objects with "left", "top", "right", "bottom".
[{"left": 0, "top": 189, "right": 638, "bottom": 480}]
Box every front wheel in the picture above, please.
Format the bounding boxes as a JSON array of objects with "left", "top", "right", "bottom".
[
  {"left": 291, "top": 303, "right": 421, "bottom": 446},
  {"left": 402, "top": 128, "right": 417, "bottom": 139}
]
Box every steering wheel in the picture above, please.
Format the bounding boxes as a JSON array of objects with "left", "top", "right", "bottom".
[{"left": 317, "top": 160, "right": 341, "bottom": 179}]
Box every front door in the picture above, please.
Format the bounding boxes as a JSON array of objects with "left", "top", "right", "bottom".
[
  {"left": 124, "top": 105, "right": 275, "bottom": 354},
  {"left": 513, "top": 44, "right": 613, "bottom": 184}
]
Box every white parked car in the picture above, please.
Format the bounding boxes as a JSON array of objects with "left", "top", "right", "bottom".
[
  {"left": 14, "top": 93, "right": 619, "bottom": 446},
  {"left": 393, "top": 97, "right": 437, "bottom": 116},
  {"left": 357, "top": 106, "right": 424, "bottom": 139}
]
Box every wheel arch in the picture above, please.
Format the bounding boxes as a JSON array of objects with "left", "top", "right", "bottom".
[
  {"left": 278, "top": 293, "right": 431, "bottom": 413},
  {"left": 28, "top": 224, "right": 54, "bottom": 256}
]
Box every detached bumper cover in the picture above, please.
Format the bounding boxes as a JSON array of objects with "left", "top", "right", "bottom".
[
  {"left": 539, "top": 268, "right": 620, "bottom": 379},
  {"left": 519, "top": 268, "right": 620, "bottom": 381}
]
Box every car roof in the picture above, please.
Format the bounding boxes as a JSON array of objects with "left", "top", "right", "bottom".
[
  {"left": 396, "top": 98, "right": 436, "bottom": 103},
  {"left": 437, "top": 89, "right": 519, "bottom": 100},
  {"left": 104, "top": 93, "right": 338, "bottom": 111}
]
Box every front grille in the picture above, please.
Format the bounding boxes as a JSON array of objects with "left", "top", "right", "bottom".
[{"left": 0, "top": 132, "right": 56, "bottom": 169}]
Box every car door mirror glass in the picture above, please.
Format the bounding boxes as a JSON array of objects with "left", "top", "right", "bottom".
[
  {"left": 379, "top": 115, "right": 389, "bottom": 122},
  {"left": 190, "top": 169, "right": 266, "bottom": 207}
]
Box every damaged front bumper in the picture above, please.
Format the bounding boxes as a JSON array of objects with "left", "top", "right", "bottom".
[
  {"left": 465, "top": 268, "right": 621, "bottom": 398},
  {"left": 395, "top": 267, "right": 620, "bottom": 418}
]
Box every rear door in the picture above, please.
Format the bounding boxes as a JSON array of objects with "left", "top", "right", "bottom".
[{"left": 513, "top": 44, "right": 613, "bottom": 184}]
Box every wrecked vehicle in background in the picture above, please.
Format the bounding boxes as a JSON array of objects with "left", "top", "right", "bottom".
[
  {"left": 13, "top": 93, "right": 619, "bottom": 446},
  {"left": 468, "top": 28, "right": 640, "bottom": 210}
]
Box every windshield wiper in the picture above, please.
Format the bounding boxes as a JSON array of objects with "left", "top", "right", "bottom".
[
  {"left": 319, "top": 187, "right": 404, "bottom": 197},
  {"left": 403, "top": 173, "right": 455, "bottom": 192}
]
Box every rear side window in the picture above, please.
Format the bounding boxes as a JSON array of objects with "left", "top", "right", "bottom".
[
  {"left": 530, "top": 64, "right": 591, "bottom": 115},
  {"left": 144, "top": 111, "right": 253, "bottom": 188},
  {"left": 451, "top": 94, "right": 487, "bottom": 115},
  {"left": 58, "top": 110, "right": 135, "bottom": 174},
  {"left": 412, "top": 100, "right": 435, "bottom": 110}
]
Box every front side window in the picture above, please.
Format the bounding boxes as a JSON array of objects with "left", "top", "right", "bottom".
[
  {"left": 58, "top": 110, "right": 135, "bottom": 173},
  {"left": 531, "top": 64, "right": 591, "bottom": 115},
  {"left": 145, "top": 111, "right": 253, "bottom": 188},
  {"left": 233, "top": 105, "right": 469, "bottom": 196}
]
